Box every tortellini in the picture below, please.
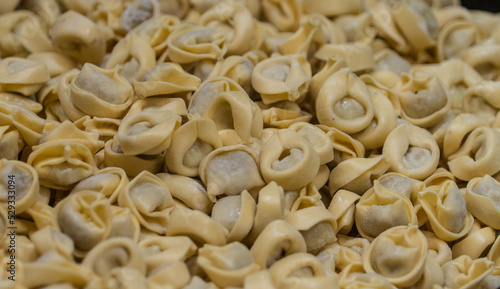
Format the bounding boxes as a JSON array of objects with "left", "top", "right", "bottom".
[{"left": 5, "top": 0, "right": 500, "bottom": 288}]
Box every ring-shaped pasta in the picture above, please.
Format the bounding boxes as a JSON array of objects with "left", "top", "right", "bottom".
[
  {"left": 382, "top": 123, "right": 440, "bottom": 180},
  {"left": 363, "top": 225, "right": 428, "bottom": 287},
  {"left": 260, "top": 129, "right": 320, "bottom": 191},
  {"left": 315, "top": 68, "right": 375, "bottom": 134}
]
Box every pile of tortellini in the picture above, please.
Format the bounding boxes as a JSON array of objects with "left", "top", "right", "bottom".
[{"left": 2, "top": 0, "right": 500, "bottom": 288}]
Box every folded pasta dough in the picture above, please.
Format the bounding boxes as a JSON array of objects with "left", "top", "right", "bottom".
[
  {"left": 288, "top": 122, "right": 334, "bottom": 165},
  {"left": 406, "top": 253, "right": 445, "bottom": 289},
  {"left": 139, "top": 235, "right": 197, "bottom": 273},
  {"left": 448, "top": 127, "right": 500, "bottom": 181},
  {"left": 133, "top": 63, "right": 201, "bottom": 99},
  {"left": 76, "top": 116, "right": 122, "bottom": 142},
  {"left": 105, "top": 34, "right": 156, "bottom": 82},
  {"left": 285, "top": 206, "right": 337, "bottom": 252},
  {"left": 317, "top": 242, "right": 362, "bottom": 276},
  {"left": 106, "top": 205, "right": 140, "bottom": 241},
  {"left": 0, "top": 57, "right": 50, "bottom": 96},
  {"left": 0, "top": 11, "right": 51, "bottom": 57},
  {"left": 60, "top": 63, "right": 134, "bottom": 120},
  {"left": 452, "top": 224, "right": 496, "bottom": 259},
  {"left": 352, "top": 92, "right": 397, "bottom": 150},
  {"left": 87, "top": 0, "right": 158, "bottom": 38},
  {"left": 258, "top": 100, "right": 313, "bottom": 129},
  {"left": 103, "top": 137, "right": 165, "bottom": 177},
  {"left": 165, "top": 116, "right": 222, "bottom": 177},
  {"left": 126, "top": 97, "right": 187, "bottom": 117},
  {"left": 377, "top": 172, "right": 425, "bottom": 201},
  {"left": 260, "top": 129, "right": 320, "bottom": 190},
  {"left": 198, "top": 242, "right": 260, "bottom": 288},
  {"left": 0, "top": 92, "right": 42, "bottom": 114},
  {"left": 250, "top": 220, "right": 307, "bottom": 268},
  {"left": 166, "top": 23, "right": 227, "bottom": 64},
  {"left": 363, "top": 225, "right": 427, "bottom": 287},
  {"left": 244, "top": 181, "right": 285, "bottom": 244},
  {"left": 290, "top": 183, "right": 324, "bottom": 212},
  {"left": 417, "top": 181, "right": 473, "bottom": 241},
  {"left": 465, "top": 175, "right": 500, "bottom": 229},
  {"left": 304, "top": 0, "right": 360, "bottom": 16},
  {"left": 22, "top": 251, "right": 91, "bottom": 288},
  {"left": 315, "top": 44, "right": 375, "bottom": 73},
  {"left": 316, "top": 68, "right": 374, "bottom": 134},
  {"left": 334, "top": 13, "right": 374, "bottom": 44},
  {"left": 166, "top": 206, "right": 229, "bottom": 246},
  {"left": 462, "top": 80, "right": 500, "bottom": 125},
  {"left": 189, "top": 77, "right": 262, "bottom": 140},
  {"left": 252, "top": 55, "right": 311, "bottom": 105},
  {"left": 461, "top": 40, "right": 500, "bottom": 81},
  {"left": 277, "top": 16, "right": 327, "bottom": 57},
  {"left": 199, "top": 0, "right": 253, "bottom": 56},
  {"left": 147, "top": 260, "right": 191, "bottom": 288},
  {"left": 27, "top": 140, "right": 95, "bottom": 190},
  {"left": 317, "top": 124, "right": 365, "bottom": 165},
  {"left": 329, "top": 155, "right": 390, "bottom": 195},
  {"left": 262, "top": 0, "right": 301, "bottom": 32},
  {"left": 390, "top": 0, "right": 438, "bottom": 51},
  {"left": 309, "top": 56, "right": 347, "bottom": 103},
  {"left": 339, "top": 273, "right": 396, "bottom": 289},
  {"left": 212, "top": 191, "right": 256, "bottom": 243},
  {"left": 0, "top": 159, "right": 38, "bottom": 213},
  {"left": 118, "top": 110, "right": 181, "bottom": 156},
  {"left": 382, "top": 123, "right": 439, "bottom": 180},
  {"left": 439, "top": 113, "right": 487, "bottom": 159},
  {"left": 82, "top": 237, "right": 146, "bottom": 280},
  {"left": 328, "top": 189, "right": 361, "bottom": 235},
  {"left": 53, "top": 191, "right": 111, "bottom": 256},
  {"left": 27, "top": 52, "right": 77, "bottom": 78},
  {"left": 421, "top": 231, "right": 452, "bottom": 267},
  {"left": 50, "top": 11, "right": 112, "bottom": 65},
  {"left": 209, "top": 56, "right": 255, "bottom": 97},
  {"left": 40, "top": 120, "right": 104, "bottom": 154},
  {"left": 130, "top": 15, "right": 181, "bottom": 57},
  {"left": 368, "top": 1, "right": 410, "bottom": 54},
  {"left": 199, "top": 145, "right": 264, "bottom": 201},
  {"left": 436, "top": 20, "right": 486, "bottom": 62},
  {"left": 268, "top": 252, "right": 326, "bottom": 288},
  {"left": 29, "top": 226, "right": 74, "bottom": 261},
  {"left": 118, "top": 171, "right": 174, "bottom": 234},
  {"left": 442, "top": 255, "right": 494, "bottom": 289},
  {"left": 355, "top": 180, "right": 417, "bottom": 240},
  {"left": 398, "top": 71, "right": 450, "bottom": 128}
]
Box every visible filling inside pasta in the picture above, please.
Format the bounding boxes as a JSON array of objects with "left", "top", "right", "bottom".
[
  {"left": 402, "top": 146, "right": 431, "bottom": 170},
  {"left": 129, "top": 182, "right": 166, "bottom": 213},
  {"left": 401, "top": 89, "right": 447, "bottom": 118},
  {"left": 301, "top": 221, "right": 336, "bottom": 252},
  {"left": 472, "top": 177, "right": 500, "bottom": 208},
  {"left": 75, "top": 65, "right": 129, "bottom": 104},
  {"left": 262, "top": 64, "right": 290, "bottom": 82},
  {"left": 93, "top": 247, "right": 130, "bottom": 276},
  {"left": 267, "top": 241, "right": 290, "bottom": 267},
  {"left": 128, "top": 121, "right": 153, "bottom": 135},
  {"left": 333, "top": 97, "right": 366, "bottom": 120},
  {"left": 183, "top": 139, "right": 214, "bottom": 168},
  {"left": 272, "top": 148, "right": 303, "bottom": 171},
  {"left": 371, "top": 241, "right": 419, "bottom": 278},
  {"left": 0, "top": 163, "right": 32, "bottom": 201},
  {"left": 211, "top": 101, "right": 234, "bottom": 130},
  {"left": 211, "top": 195, "right": 241, "bottom": 231}
]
